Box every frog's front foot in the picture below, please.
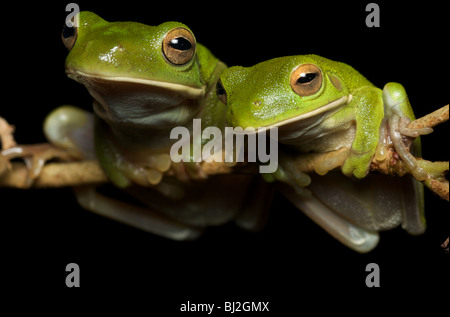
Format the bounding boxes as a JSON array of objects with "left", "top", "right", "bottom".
[
  {"left": 144, "top": 153, "right": 175, "bottom": 185},
  {"left": 388, "top": 113, "right": 432, "bottom": 181},
  {"left": 118, "top": 153, "right": 173, "bottom": 187},
  {"left": 1, "top": 143, "right": 75, "bottom": 187},
  {"left": 266, "top": 153, "right": 311, "bottom": 196},
  {"left": 170, "top": 161, "right": 208, "bottom": 183},
  {"left": 341, "top": 150, "right": 373, "bottom": 179}
]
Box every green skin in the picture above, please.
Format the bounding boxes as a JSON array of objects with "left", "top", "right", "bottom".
[
  {"left": 27, "top": 15, "right": 424, "bottom": 249},
  {"left": 218, "top": 54, "right": 416, "bottom": 179},
  {"left": 57, "top": 11, "right": 227, "bottom": 187},
  {"left": 217, "top": 55, "right": 425, "bottom": 252},
  {"left": 41, "top": 12, "right": 275, "bottom": 238}
]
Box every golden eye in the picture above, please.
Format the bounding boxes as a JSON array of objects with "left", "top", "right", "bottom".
[
  {"left": 216, "top": 80, "right": 227, "bottom": 104},
  {"left": 162, "top": 27, "right": 196, "bottom": 65},
  {"left": 290, "top": 63, "right": 323, "bottom": 96}
]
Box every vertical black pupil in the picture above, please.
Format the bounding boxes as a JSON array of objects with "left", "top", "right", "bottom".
[
  {"left": 297, "top": 72, "right": 317, "bottom": 84},
  {"left": 170, "top": 37, "right": 192, "bottom": 51}
]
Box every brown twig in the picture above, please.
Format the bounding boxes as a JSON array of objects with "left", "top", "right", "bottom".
[
  {"left": 0, "top": 160, "right": 108, "bottom": 188},
  {"left": 0, "top": 105, "right": 448, "bottom": 201},
  {"left": 408, "top": 104, "right": 449, "bottom": 129},
  {"left": 441, "top": 237, "right": 449, "bottom": 254},
  {"left": 0, "top": 117, "right": 16, "bottom": 150}
]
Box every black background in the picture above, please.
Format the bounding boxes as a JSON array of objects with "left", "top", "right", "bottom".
[{"left": 3, "top": 0, "right": 449, "bottom": 313}]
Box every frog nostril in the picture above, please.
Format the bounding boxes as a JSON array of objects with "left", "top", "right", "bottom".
[{"left": 252, "top": 100, "right": 262, "bottom": 107}]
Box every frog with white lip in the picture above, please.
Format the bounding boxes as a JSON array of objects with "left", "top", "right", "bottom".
[
  {"left": 217, "top": 54, "right": 431, "bottom": 252},
  {"left": 57, "top": 11, "right": 227, "bottom": 187},
  {"left": 34, "top": 12, "right": 272, "bottom": 238}
]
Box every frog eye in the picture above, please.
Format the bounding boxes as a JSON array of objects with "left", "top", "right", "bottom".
[
  {"left": 162, "top": 27, "right": 196, "bottom": 65},
  {"left": 216, "top": 80, "right": 228, "bottom": 104},
  {"left": 290, "top": 64, "right": 323, "bottom": 96},
  {"left": 61, "top": 22, "right": 78, "bottom": 50}
]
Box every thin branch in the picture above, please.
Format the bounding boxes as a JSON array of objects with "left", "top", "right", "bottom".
[
  {"left": 0, "top": 117, "right": 16, "bottom": 150},
  {"left": 441, "top": 237, "right": 449, "bottom": 254},
  {"left": 0, "top": 105, "right": 448, "bottom": 202},
  {"left": 1, "top": 161, "right": 108, "bottom": 188},
  {"left": 408, "top": 104, "right": 448, "bottom": 129}
]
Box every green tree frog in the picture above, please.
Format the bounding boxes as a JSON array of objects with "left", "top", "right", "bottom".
[
  {"left": 41, "top": 11, "right": 272, "bottom": 238},
  {"left": 216, "top": 55, "right": 429, "bottom": 252},
  {"left": 57, "top": 11, "right": 228, "bottom": 186}
]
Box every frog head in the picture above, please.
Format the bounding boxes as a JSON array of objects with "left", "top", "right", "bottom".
[
  {"left": 62, "top": 11, "right": 219, "bottom": 128},
  {"left": 217, "top": 55, "right": 352, "bottom": 131}
]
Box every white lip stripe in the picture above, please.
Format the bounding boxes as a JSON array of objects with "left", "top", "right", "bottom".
[
  {"left": 237, "top": 95, "right": 352, "bottom": 135},
  {"left": 269, "top": 95, "right": 352, "bottom": 127},
  {"left": 73, "top": 70, "right": 206, "bottom": 98}
]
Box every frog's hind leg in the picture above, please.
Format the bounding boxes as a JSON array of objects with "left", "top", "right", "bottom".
[
  {"left": 279, "top": 170, "right": 425, "bottom": 252},
  {"left": 73, "top": 185, "right": 203, "bottom": 240},
  {"left": 278, "top": 182, "right": 380, "bottom": 253}
]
